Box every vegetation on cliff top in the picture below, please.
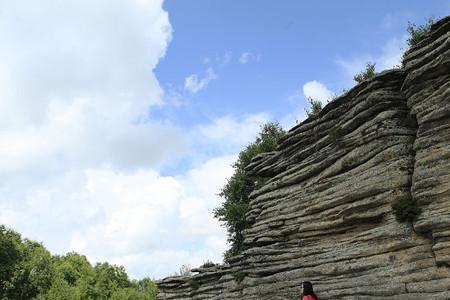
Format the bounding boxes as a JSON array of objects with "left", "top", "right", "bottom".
[
  {"left": 353, "top": 62, "right": 377, "bottom": 83},
  {"left": 305, "top": 97, "right": 323, "bottom": 118},
  {"left": 406, "top": 18, "right": 435, "bottom": 47},
  {"left": 0, "top": 225, "right": 157, "bottom": 300},
  {"left": 214, "top": 122, "right": 286, "bottom": 261}
]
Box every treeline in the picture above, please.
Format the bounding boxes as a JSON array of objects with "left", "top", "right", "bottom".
[{"left": 0, "top": 225, "right": 157, "bottom": 300}]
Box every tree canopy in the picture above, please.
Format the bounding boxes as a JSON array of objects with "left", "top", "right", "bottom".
[{"left": 0, "top": 225, "right": 158, "bottom": 300}]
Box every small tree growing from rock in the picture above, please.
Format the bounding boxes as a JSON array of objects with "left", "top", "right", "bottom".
[
  {"left": 353, "top": 62, "right": 377, "bottom": 83},
  {"left": 200, "top": 261, "right": 216, "bottom": 268},
  {"left": 187, "top": 277, "right": 199, "bottom": 290},
  {"left": 305, "top": 97, "right": 323, "bottom": 118},
  {"left": 174, "top": 264, "right": 192, "bottom": 277},
  {"left": 406, "top": 18, "right": 435, "bottom": 47}
]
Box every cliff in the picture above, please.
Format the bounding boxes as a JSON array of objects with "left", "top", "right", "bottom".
[{"left": 157, "top": 16, "right": 450, "bottom": 299}]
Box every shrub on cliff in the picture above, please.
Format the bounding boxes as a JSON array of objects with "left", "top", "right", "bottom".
[
  {"left": 391, "top": 195, "right": 421, "bottom": 223},
  {"left": 174, "top": 264, "right": 192, "bottom": 276},
  {"left": 187, "top": 277, "right": 199, "bottom": 290},
  {"left": 406, "top": 18, "right": 435, "bottom": 47},
  {"left": 214, "top": 122, "right": 285, "bottom": 261},
  {"left": 305, "top": 97, "right": 323, "bottom": 118},
  {"left": 200, "top": 260, "right": 216, "bottom": 268},
  {"left": 353, "top": 62, "right": 377, "bottom": 83}
]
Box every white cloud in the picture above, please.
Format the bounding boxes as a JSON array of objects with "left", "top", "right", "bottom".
[
  {"left": 1, "top": 155, "right": 233, "bottom": 279},
  {"left": 239, "top": 51, "right": 260, "bottom": 64},
  {"left": 280, "top": 109, "right": 307, "bottom": 129},
  {"left": 0, "top": 0, "right": 286, "bottom": 282},
  {"left": 336, "top": 35, "right": 407, "bottom": 85},
  {"left": 302, "top": 80, "right": 334, "bottom": 105},
  {"left": 0, "top": 97, "right": 188, "bottom": 175},
  {"left": 184, "top": 68, "right": 217, "bottom": 93},
  {"left": 195, "top": 113, "right": 271, "bottom": 153},
  {"left": 282, "top": 81, "right": 334, "bottom": 128},
  {"left": 0, "top": 0, "right": 216, "bottom": 281},
  {"left": 0, "top": 0, "right": 172, "bottom": 128},
  {"left": 0, "top": 0, "right": 185, "bottom": 175},
  {"left": 239, "top": 52, "right": 251, "bottom": 64},
  {"left": 377, "top": 36, "right": 408, "bottom": 69}
]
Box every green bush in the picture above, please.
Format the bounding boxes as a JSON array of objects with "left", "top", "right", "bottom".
[
  {"left": 233, "top": 272, "right": 247, "bottom": 283},
  {"left": 406, "top": 18, "right": 435, "bottom": 47},
  {"left": 187, "top": 277, "right": 200, "bottom": 290},
  {"left": 391, "top": 195, "right": 421, "bottom": 223},
  {"left": 305, "top": 97, "right": 323, "bottom": 118},
  {"left": 200, "top": 261, "right": 216, "bottom": 268},
  {"left": 353, "top": 62, "right": 376, "bottom": 83}
]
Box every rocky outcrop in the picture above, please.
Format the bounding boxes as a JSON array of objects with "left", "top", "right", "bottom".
[{"left": 157, "top": 16, "right": 450, "bottom": 299}]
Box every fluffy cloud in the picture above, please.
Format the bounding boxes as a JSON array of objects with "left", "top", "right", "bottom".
[
  {"left": 67, "top": 156, "right": 233, "bottom": 278},
  {"left": 195, "top": 113, "right": 271, "bottom": 153},
  {"left": 283, "top": 80, "right": 334, "bottom": 128},
  {"left": 302, "top": 80, "right": 334, "bottom": 105},
  {"left": 0, "top": 0, "right": 206, "bottom": 280},
  {"left": 0, "top": 0, "right": 185, "bottom": 175},
  {"left": 1, "top": 155, "right": 233, "bottom": 279},
  {"left": 184, "top": 68, "right": 217, "bottom": 93},
  {"left": 0, "top": 0, "right": 275, "bottom": 281}
]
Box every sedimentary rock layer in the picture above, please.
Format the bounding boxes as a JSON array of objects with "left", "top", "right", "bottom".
[{"left": 157, "top": 16, "right": 450, "bottom": 300}]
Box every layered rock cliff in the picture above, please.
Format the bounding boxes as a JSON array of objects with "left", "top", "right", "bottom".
[{"left": 157, "top": 16, "right": 450, "bottom": 299}]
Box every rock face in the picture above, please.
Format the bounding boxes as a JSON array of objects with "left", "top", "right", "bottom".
[{"left": 157, "top": 16, "right": 450, "bottom": 300}]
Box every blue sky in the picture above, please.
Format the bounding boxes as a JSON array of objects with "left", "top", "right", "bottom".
[
  {"left": 155, "top": 0, "right": 448, "bottom": 132},
  {"left": 0, "top": 0, "right": 448, "bottom": 279}
]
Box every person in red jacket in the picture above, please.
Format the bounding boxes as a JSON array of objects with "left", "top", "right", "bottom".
[{"left": 301, "top": 281, "right": 318, "bottom": 300}]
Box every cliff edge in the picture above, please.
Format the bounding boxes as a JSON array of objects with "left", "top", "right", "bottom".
[{"left": 157, "top": 16, "right": 450, "bottom": 300}]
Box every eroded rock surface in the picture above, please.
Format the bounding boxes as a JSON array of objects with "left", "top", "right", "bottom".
[{"left": 157, "top": 16, "right": 450, "bottom": 300}]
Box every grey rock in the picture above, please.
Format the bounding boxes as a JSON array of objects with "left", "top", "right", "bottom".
[{"left": 157, "top": 15, "right": 450, "bottom": 300}]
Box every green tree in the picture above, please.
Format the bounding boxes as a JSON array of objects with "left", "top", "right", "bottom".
[
  {"left": 93, "top": 262, "right": 130, "bottom": 299},
  {"left": 3, "top": 239, "right": 54, "bottom": 300},
  {"left": 0, "top": 224, "right": 159, "bottom": 300},
  {"left": 214, "top": 122, "right": 285, "bottom": 261},
  {"left": 406, "top": 18, "right": 435, "bottom": 47},
  {"left": 132, "top": 278, "right": 158, "bottom": 299},
  {"left": 51, "top": 252, "right": 95, "bottom": 299},
  {"left": 37, "top": 276, "right": 82, "bottom": 300},
  {"left": 110, "top": 279, "right": 157, "bottom": 300},
  {"left": 305, "top": 97, "right": 323, "bottom": 118},
  {"left": 0, "top": 226, "right": 22, "bottom": 299},
  {"left": 353, "top": 62, "right": 377, "bottom": 83}
]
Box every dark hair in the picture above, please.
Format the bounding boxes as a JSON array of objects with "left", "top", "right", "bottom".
[{"left": 302, "top": 281, "right": 318, "bottom": 299}]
